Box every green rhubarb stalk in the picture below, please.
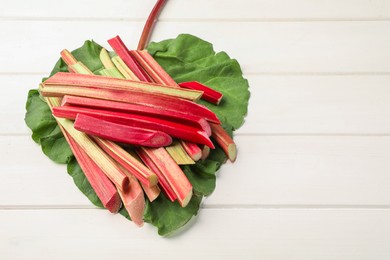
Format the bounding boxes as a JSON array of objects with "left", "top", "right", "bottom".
[
  {"left": 112, "top": 55, "right": 140, "bottom": 80},
  {"left": 165, "top": 140, "right": 195, "bottom": 165}
]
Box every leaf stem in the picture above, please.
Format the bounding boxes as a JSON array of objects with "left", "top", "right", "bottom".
[{"left": 137, "top": 0, "right": 167, "bottom": 50}]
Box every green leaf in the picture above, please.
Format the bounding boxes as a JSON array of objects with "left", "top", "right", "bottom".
[
  {"left": 24, "top": 35, "right": 250, "bottom": 236},
  {"left": 143, "top": 193, "right": 203, "bottom": 236}
]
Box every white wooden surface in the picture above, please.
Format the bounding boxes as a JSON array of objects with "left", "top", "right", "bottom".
[{"left": 1, "top": 0, "right": 390, "bottom": 259}]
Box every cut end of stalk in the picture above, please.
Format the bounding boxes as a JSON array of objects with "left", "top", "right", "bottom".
[
  {"left": 105, "top": 192, "right": 122, "bottom": 213},
  {"left": 228, "top": 143, "right": 237, "bottom": 162},
  {"left": 181, "top": 189, "right": 193, "bottom": 208},
  {"left": 147, "top": 174, "right": 158, "bottom": 187},
  {"left": 60, "top": 49, "right": 77, "bottom": 65}
]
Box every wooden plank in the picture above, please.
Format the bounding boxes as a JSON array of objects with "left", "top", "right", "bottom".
[
  {"left": 1, "top": 0, "right": 390, "bottom": 20},
  {"left": 1, "top": 208, "right": 390, "bottom": 259},
  {"left": 10, "top": 75, "right": 390, "bottom": 135},
  {"left": 1, "top": 21, "right": 390, "bottom": 74},
  {"left": 3, "top": 135, "right": 390, "bottom": 206}
]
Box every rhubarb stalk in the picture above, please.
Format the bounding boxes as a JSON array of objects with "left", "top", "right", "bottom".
[
  {"left": 210, "top": 123, "right": 237, "bottom": 162},
  {"left": 74, "top": 114, "right": 172, "bottom": 147},
  {"left": 137, "top": 0, "right": 167, "bottom": 50}
]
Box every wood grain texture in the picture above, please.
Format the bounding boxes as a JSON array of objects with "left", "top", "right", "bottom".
[
  {"left": 1, "top": 208, "right": 390, "bottom": 260},
  {"left": 1, "top": 21, "right": 390, "bottom": 74},
  {"left": 3, "top": 135, "right": 390, "bottom": 207},
  {"left": 1, "top": 0, "right": 390, "bottom": 20}
]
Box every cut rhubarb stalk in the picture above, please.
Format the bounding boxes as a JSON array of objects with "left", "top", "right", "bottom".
[
  {"left": 92, "top": 137, "right": 158, "bottom": 187},
  {"left": 130, "top": 50, "right": 178, "bottom": 86},
  {"left": 200, "top": 145, "right": 211, "bottom": 161},
  {"left": 179, "top": 140, "right": 202, "bottom": 161},
  {"left": 99, "top": 68, "right": 125, "bottom": 79},
  {"left": 138, "top": 0, "right": 167, "bottom": 50},
  {"left": 55, "top": 117, "right": 129, "bottom": 190},
  {"left": 60, "top": 49, "right": 93, "bottom": 75},
  {"left": 44, "top": 72, "right": 202, "bottom": 101},
  {"left": 179, "top": 81, "right": 223, "bottom": 105},
  {"left": 141, "top": 182, "right": 160, "bottom": 202},
  {"left": 116, "top": 166, "right": 145, "bottom": 227},
  {"left": 46, "top": 97, "right": 122, "bottom": 213},
  {"left": 108, "top": 35, "right": 151, "bottom": 82},
  {"left": 139, "top": 147, "right": 192, "bottom": 207},
  {"left": 210, "top": 123, "right": 237, "bottom": 162},
  {"left": 136, "top": 148, "right": 176, "bottom": 202},
  {"left": 112, "top": 55, "right": 139, "bottom": 80},
  {"left": 53, "top": 106, "right": 214, "bottom": 148},
  {"left": 60, "top": 49, "right": 78, "bottom": 65},
  {"left": 166, "top": 140, "right": 195, "bottom": 165},
  {"left": 40, "top": 83, "right": 219, "bottom": 123},
  {"left": 127, "top": 150, "right": 161, "bottom": 202},
  {"left": 61, "top": 95, "right": 211, "bottom": 135},
  {"left": 74, "top": 114, "right": 172, "bottom": 147},
  {"left": 100, "top": 48, "right": 115, "bottom": 69}
]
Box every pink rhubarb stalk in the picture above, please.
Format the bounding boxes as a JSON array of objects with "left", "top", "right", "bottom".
[
  {"left": 74, "top": 114, "right": 172, "bottom": 147},
  {"left": 130, "top": 50, "right": 178, "bottom": 86},
  {"left": 61, "top": 95, "right": 211, "bottom": 135},
  {"left": 44, "top": 72, "right": 202, "bottom": 101},
  {"left": 139, "top": 147, "right": 192, "bottom": 207},
  {"left": 52, "top": 106, "right": 214, "bottom": 148},
  {"left": 40, "top": 83, "right": 220, "bottom": 124},
  {"left": 116, "top": 166, "right": 145, "bottom": 227},
  {"left": 210, "top": 123, "right": 237, "bottom": 162},
  {"left": 179, "top": 81, "right": 223, "bottom": 105},
  {"left": 93, "top": 137, "right": 158, "bottom": 187},
  {"left": 136, "top": 148, "right": 176, "bottom": 202},
  {"left": 108, "top": 36, "right": 151, "bottom": 82}
]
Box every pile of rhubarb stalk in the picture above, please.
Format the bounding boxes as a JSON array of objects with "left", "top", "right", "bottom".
[{"left": 39, "top": 35, "right": 236, "bottom": 226}]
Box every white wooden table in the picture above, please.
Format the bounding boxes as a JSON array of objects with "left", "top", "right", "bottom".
[{"left": 2, "top": 1, "right": 390, "bottom": 259}]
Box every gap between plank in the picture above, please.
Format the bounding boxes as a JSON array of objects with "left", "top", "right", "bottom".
[
  {"left": 3, "top": 204, "right": 390, "bottom": 210},
  {"left": 2, "top": 17, "right": 390, "bottom": 22}
]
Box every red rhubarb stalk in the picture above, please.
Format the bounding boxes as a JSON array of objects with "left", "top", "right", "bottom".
[
  {"left": 140, "top": 147, "right": 193, "bottom": 207},
  {"left": 40, "top": 83, "right": 220, "bottom": 123},
  {"left": 200, "top": 145, "right": 211, "bottom": 161},
  {"left": 179, "top": 140, "right": 202, "bottom": 161},
  {"left": 93, "top": 137, "right": 158, "bottom": 187},
  {"left": 44, "top": 72, "right": 202, "bottom": 101},
  {"left": 74, "top": 114, "right": 172, "bottom": 147},
  {"left": 108, "top": 36, "right": 151, "bottom": 82},
  {"left": 179, "top": 81, "right": 223, "bottom": 105},
  {"left": 61, "top": 95, "right": 211, "bottom": 135},
  {"left": 52, "top": 106, "right": 214, "bottom": 148},
  {"left": 210, "top": 123, "right": 237, "bottom": 162},
  {"left": 136, "top": 148, "right": 176, "bottom": 202},
  {"left": 141, "top": 182, "right": 160, "bottom": 202},
  {"left": 137, "top": 0, "right": 167, "bottom": 50}
]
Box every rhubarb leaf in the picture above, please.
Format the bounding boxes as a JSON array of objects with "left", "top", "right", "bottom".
[
  {"left": 143, "top": 193, "right": 203, "bottom": 236},
  {"left": 147, "top": 34, "right": 250, "bottom": 130}
]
